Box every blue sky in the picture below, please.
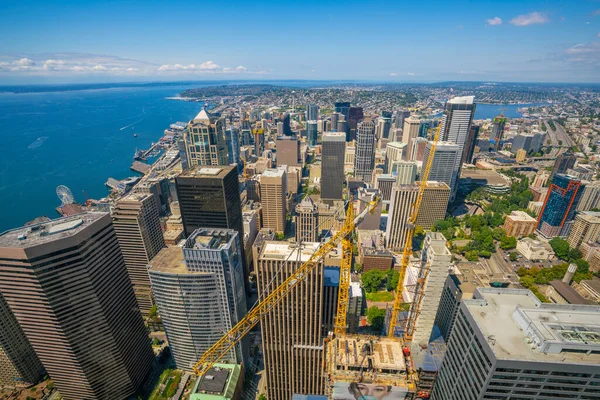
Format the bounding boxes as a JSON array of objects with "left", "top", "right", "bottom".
[{"left": 0, "top": 0, "right": 599, "bottom": 83}]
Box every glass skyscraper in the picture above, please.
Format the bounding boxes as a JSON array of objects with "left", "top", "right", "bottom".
[{"left": 537, "top": 174, "right": 584, "bottom": 238}]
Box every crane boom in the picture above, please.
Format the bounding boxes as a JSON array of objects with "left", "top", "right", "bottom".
[
  {"left": 388, "top": 124, "right": 441, "bottom": 338},
  {"left": 193, "top": 196, "right": 380, "bottom": 377}
]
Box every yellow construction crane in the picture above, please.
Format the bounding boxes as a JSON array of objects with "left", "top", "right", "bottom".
[
  {"left": 193, "top": 195, "right": 380, "bottom": 378},
  {"left": 388, "top": 124, "right": 441, "bottom": 339}
]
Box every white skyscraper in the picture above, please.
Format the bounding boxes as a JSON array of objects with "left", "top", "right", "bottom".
[
  {"left": 402, "top": 117, "right": 420, "bottom": 159},
  {"left": 423, "top": 141, "right": 460, "bottom": 193},
  {"left": 148, "top": 229, "right": 247, "bottom": 371},
  {"left": 438, "top": 96, "right": 476, "bottom": 200},
  {"left": 392, "top": 160, "right": 418, "bottom": 185}
]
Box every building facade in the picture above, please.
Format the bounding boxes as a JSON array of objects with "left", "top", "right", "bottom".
[
  {"left": 111, "top": 192, "right": 166, "bottom": 315},
  {"left": 149, "top": 229, "right": 247, "bottom": 371},
  {"left": 423, "top": 141, "right": 460, "bottom": 192},
  {"left": 184, "top": 107, "right": 228, "bottom": 167},
  {"left": 503, "top": 210, "right": 537, "bottom": 238},
  {"left": 551, "top": 151, "right": 577, "bottom": 178},
  {"left": 276, "top": 136, "right": 301, "bottom": 167},
  {"left": 537, "top": 174, "right": 584, "bottom": 238},
  {"left": 438, "top": 96, "right": 476, "bottom": 200},
  {"left": 354, "top": 120, "right": 376, "bottom": 182},
  {"left": 261, "top": 167, "right": 288, "bottom": 234},
  {"left": 411, "top": 232, "right": 452, "bottom": 347},
  {"left": 402, "top": 117, "right": 421, "bottom": 159},
  {"left": 0, "top": 213, "right": 153, "bottom": 400},
  {"left": 295, "top": 196, "right": 318, "bottom": 243},
  {"left": 385, "top": 142, "right": 408, "bottom": 173},
  {"left": 0, "top": 293, "right": 43, "bottom": 387},
  {"left": 432, "top": 288, "right": 600, "bottom": 400},
  {"left": 568, "top": 212, "right": 600, "bottom": 249},
  {"left": 578, "top": 183, "right": 600, "bottom": 211},
  {"left": 256, "top": 242, "right": 329, "bottom": 400},
  {"left": 321, "top": 132, "right": 346, "bottom": 202}
]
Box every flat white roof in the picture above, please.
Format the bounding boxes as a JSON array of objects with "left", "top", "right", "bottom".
[
  {"left": 466, "top": 289, "right": 600, "bottom": 365},
  {"left": 448, "top": 95, "right": 475, "bottom": 105},
  {"left": 262, "top": 242, "right": 321, "bottom": 262}
]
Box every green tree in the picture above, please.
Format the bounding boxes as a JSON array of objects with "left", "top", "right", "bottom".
[
  {"left": 500, "top": 236, "right": 517, "bottom": 250},
  {"left": 148, "top": 304, "right": 158, "bottom": 319},
  {"left": 509, "top": 252, "right": 518, "bottom": 262},
  {"left": 568, "top": 248, "right": 583, "bottom": 262},
  {"left": 465, "top": 251, "right": 479, "bottom": 261},
  {"left": 354, "top": 263, "right": 363, "bottom": 273},
  {"left": 386, "top": 269, "right": 400, "bottom": 291},
  {"left": 361, "top": 270, "right": 385, "bottom": 293},
  {"left": 549, "top": 237, "right": 570, "bottom": 260},
  {"left": 258, "top": 394, "right": 268, "bottom": 400},
  {"left": 367, "top": 306, "right": 386, "bottom": 332},
  {"left": 492, "top": 227, "right": 507, "bottom": 241}
]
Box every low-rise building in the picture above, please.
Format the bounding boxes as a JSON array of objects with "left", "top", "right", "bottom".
[
  {"left": 190, "top": 363, "right": 243, "bottom": 400},
  {"left": 503, "top": 210, "right": 537, "bottom": 237},
  {"left": 516, "top": 237, "right": 555, "bottom": 260},
  {"left": 362, "top": 248, "right": 394, "bottom": 272},
  {"left": 580, "top": 278, "right": 600, "bottom": 302}
]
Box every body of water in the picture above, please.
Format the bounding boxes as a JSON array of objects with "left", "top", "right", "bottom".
[
  {"left": 474, "top": 103, "right": 546, "bottom": 120},
  {"left": 0, "top": 85, "right": 203, "bottom": 232}
]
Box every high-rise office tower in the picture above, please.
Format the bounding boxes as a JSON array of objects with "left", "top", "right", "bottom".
[
  {"left": 392, "top": 161, "right": 418, "bottom": 185},
  {"left": 276, "top": 121, "right": 284, "bottom": 136},
  {"left": 438, "top": 96, "right": 476, "bottom": 200},
  {"left": 176, "top": 166, "right": 243, "bottom": 238},
  {"left": 578, "top": 183, "right": 600, "bottom": 211},
  {"left": 0, "top": 213, "right": 154, "bottom": 400},
  {"left": 402, "top": 117, "right": 420, "bottom": 159},
  {"left": 184, "top": 107, "right": 229, "bottom": 167},
  {"left": 256, "top": 241, "right": 329, "bottom": 400},
  {"left": 537, "top": 174, "right": 584, "bottom": 238},
  {"left": 306, "top": 120, "right": 318, "bottom": 147},
  {"left": 261, "top": 167, "right": 287, "bottom": 234},
  {"left": 394, "top": 109, "right": 411, "bottom": 129},
  {"left": 347, "top": 107, "right": 364, "bottom": 141},
  {"left": 431, "top": 288, "right": 600, "bottom": 400},
  {"left": 374, "top": 174, "right": 396, "bottom": 201},
  {"left": 512, "top": 133, "right": 544, "bottom": 154},
  {"left": 462, "top": 124, "right": 480, "bottom": 164},
  {"left": 321, "top": 132, "right": 346, "bottom": 202},
  {"left": 336, "top": 120, "right": 349, "bottom": 137},
  {"left": 277, "top": 113, "right": 292, "bottom": 136},
  {"left": 334, "top": 101, "right": 350, "bottom": 121},
  {"left": 295, "top": 196, "right": 318, "bottom": 243},
  {"left": 149, "top": 229, "right": 247, "bottom": 371},
  {"left": 411, "top": 137, "right": 428, "bottom": 162},
  {"left": 551, "top": 151, "right": 577, "bottom": 179},
  {"left": 376, "top": 117, "right": 391, "bottom": 140},
  {"left": 354, "top": 120, "right": 376, "bottom": 182},
  {"left": 0, "top": 293, "right": 44, "bottom": 387},
  {"left": 385, "top": 141, "right": 408, "bottom": 173},
  {"left": 228, "top": 126, "right": 240, "bottom": 163},
  {"left": 386, "top": 182, "right": 450, "bottom": 251},
  {"left": 489, "top": 116, "right": 507, "bottom": 151},
  {"left": 329, "top": 113, "right": 340, "bottom": 132},
  {"left": 276, "top": 135, "right": 301, "bottom": 167},
  {"left": 423, "top": 141, "right": 460, "bottom": 192},
  {"left": 567, "top": 212, "right": 600, "bottom": 249},
  {"left": 418, "top": 119, "right": 431, "bottom": 138},
  {"left": 306, "top": 104, "right": 319, "bottom": 121},
  {"left": 411, "top": 232, "right": 452, "bottom": 347},
  {"left": 112, "top": 192, "right": 166, "bottom": 315}
]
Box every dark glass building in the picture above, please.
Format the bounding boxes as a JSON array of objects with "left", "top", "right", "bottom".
[
  {"left": 537, "top": 174, "right": 584, "bottom": 238},
  {"left": 321, "top": 132, "right": 346, "bottom": 202},
  {"left": 462, "top": 124, "right": 480, "bottom": 164},
  {"left": 334, "top": 101, "right": 350, "bottom": 121},
  {"left": 551, "top": 151, "right": 576, "bottom": 179},
  {"left": 347, "top": 106, "right": 364, "bottom": 141}
]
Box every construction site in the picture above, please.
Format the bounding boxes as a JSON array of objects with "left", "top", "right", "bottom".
[{"left": 185, "top": 124, "right": 447, "bottom": 400}]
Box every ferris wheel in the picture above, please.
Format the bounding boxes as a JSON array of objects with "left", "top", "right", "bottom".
[{"left": 56, "top": 185, "right": 75, "bottom": 206}]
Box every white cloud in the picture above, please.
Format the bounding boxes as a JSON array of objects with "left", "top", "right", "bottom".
[
  {"left": 509, "top": 12, "right": 550, "bottom": 26},
  {"left": 486, "top": 17, "right": 502, "bottom": 26},
  {"left": 407, "top": 72, "right": 415, "bottom": 76},
  {"left": 564, "top": 42, "right": 600, "bottom": 64},
  {"left": 0, "top": 53, "right": 265, "bottom": 77},
  {"left": 460, "top": 70, "right": 486, "bottom": 75},
  {"left": 389, "top": 72, "right": 398, "bottom": 76}
]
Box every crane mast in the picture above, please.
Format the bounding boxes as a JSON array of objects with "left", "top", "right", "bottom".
[{"left": 388, "top": 124, "right": 441, "bottom": 338}]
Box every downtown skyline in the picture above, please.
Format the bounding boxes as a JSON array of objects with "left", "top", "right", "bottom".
[{"left": 0, "top": 0, "right": 599, "bottom": 84}]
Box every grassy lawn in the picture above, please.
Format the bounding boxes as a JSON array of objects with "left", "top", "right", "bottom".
[
  {"left": 365, "top": 291, "right": 395, "bottom": 302},
  {"left": 149, "top": 369, "right": 183, "bottom": 400}
]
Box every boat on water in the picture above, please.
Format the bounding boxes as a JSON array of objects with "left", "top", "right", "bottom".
[
  {"left": 134, "top": 148, "right": 146, "bottom": 160},
  {"left": 133, "top": 133, "right": 138, "bottom": 137}
]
